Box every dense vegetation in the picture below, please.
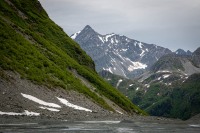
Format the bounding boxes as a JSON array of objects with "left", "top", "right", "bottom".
[
  {"left": 101, "top": 70, "right": 200, "bottom": 120},
  {"left": 0, "top": 0, "right": 146, "bottom": 115},
  {"left": 169, "top": 74, "right": 200, "bottom": 119},
  {"left": 145, "top": 74, "right": 200, "bottom": 120}
]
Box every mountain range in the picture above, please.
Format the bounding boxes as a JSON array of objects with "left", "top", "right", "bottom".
[
  {"left": 71, "top": 25, "right": 173, "bottom": 78},
  {"left": 99, "top": 49, "right": 200, "bottom": 120},
  {"left": 72, "top": 25, "right": 200, "bottom": 120},
  {"left": 71, "top": 25, "right": 197, "bottom": 79}
]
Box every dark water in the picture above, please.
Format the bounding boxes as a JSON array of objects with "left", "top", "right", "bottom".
[{"left": 0, "top": 120, "right": 200, "bottom": 133}]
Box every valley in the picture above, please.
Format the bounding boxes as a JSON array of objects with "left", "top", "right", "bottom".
[{"left": 0, "top": 1, "right": 199, "bottom": 132}]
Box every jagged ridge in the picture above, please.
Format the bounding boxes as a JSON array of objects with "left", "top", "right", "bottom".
[{"left": 71, "top": 25, "right": 172, "bottom": 78}]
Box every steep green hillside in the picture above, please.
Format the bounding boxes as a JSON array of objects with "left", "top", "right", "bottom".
[{"left": 0, "top": 0, "right": 146, "bottom": 115}]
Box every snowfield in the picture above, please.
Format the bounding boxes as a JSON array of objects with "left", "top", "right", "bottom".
[{"left": 128, "top": 62, "right": 147, "bottom": 71}]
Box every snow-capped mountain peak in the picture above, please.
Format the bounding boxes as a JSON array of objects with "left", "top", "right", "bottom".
[{"left": 72, "top": 25, "right": 172, "bottom": 78}]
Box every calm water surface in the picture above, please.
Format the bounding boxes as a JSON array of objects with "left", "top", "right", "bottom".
[{"left": 0, "top": 120, "right": 200, "bottom": 133}]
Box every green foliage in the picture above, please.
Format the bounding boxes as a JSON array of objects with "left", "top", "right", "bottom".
[
  {"left": 101, "top": 69, "right": 200, "bottom": 120},
  {"left": 169, "top": 74, "right": 200, "bottom": 120},
  {"left": 145, "top": 97, "right": 172, "bottom": 117},
  {"left": 0, "top": 0, "right": 146, "bottom": 115},
  {"left": 99, "top": 71, "right": 147, "bottom": 114},
  {"left": 139, "top": 76, "right": 200, "bottom": 120},
  {"left": 141, "top": 75, "right": 200, "bottom": 120}
]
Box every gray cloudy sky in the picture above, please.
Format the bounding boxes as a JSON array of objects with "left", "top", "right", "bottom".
[{"left": 39, "top": 0, "right": 200, "bottom": 51}]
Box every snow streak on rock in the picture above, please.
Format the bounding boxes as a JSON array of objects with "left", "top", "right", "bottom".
[
  {"left": 21, "top": 93, "right": 61, "bottom": 108},
  {"left": 39, "top": 106, "right": 60, "bottom": 112},
  {"left": 128, "top": 62, "right": 147, "bottom": 72},
  {"left": 116, "top": 79, "right": 123, "bottom": 88},
  {"left": 71, "top": 30, "right": 81, "bottom": 39},
  {"left": 0, "top": 110, "right": 40, "bottom": 116},
  {"left": 57, "top": 97, "right": 92, "bottom": 112},
  {"left": 163, "top": 74, "right": 170, "bottom": 79},
  {"left": 116, "top": 110, "right": 123, "bottom": 115}
]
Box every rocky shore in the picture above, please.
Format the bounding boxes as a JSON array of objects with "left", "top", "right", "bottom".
[
  {"left": 0, "top": 70, "right": 198, "bottom": 125},
  {"left": 0, "top": 70, "right": 181, "bottom": 124}
]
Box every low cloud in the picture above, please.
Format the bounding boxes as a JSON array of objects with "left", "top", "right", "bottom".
[{"left": 39, "top": 0, "right": 200, "bottom": 51}]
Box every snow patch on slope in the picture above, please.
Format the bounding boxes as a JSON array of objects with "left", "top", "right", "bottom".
[
  {"left": 105, "top": 33, "right": 115, "bottom": 42},
  {"left": 140, "top": 49, "right": 145, "bottom": 57},
  {"left": 127, "top": 62, "right": 147, "bottom": 71},
  {"left": 129, "top": 84, "right": 133, "bottom": 87},
  {"left": 116, "top": 110, "right": 123, "bottom": 115},
  {"left": 163, "top": 74, "right": 170, "bottom": 79},
  {"left": 71, "top": 30, "right": 81, "bottom": 39},
  {"left": 0, "top": 110, "right": 40, "bottom": 116},
  {"left": 98, "top": 35, "right": 105, "bottom": 43},
  {"left": 116, "top": 79, "right": 123, "bottom": 88},
  {"left": 39, "top": 106, "right": 60, "bottom": 112},
  {"left": 103, "top": 67, "right": 113, "bottom": 74},
  {"left": 157, "top": 70, "right": 171, "bottom": 73},
  {"left": 57, "top": 97, "right": 92, "bottom": 112},
  {"left": 138, "top": 42, "right": 143, "bottom": 48},
  {"left": 21, "top": 93, "right": 61, "bottom": 108}
]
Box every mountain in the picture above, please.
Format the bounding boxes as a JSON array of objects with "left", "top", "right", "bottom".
[
  {"left": 192, "top": 47, "right": 200, "bottom": 68},
  {"left": 175, "top": 49, "right": 192, "bottom": 56},
  {"left": 71, "top": 25, "right": 172, "bottom": 78},
  {"left": 136, "top": 50, "right": 200, "bottom": 120},
  {"left": 99, "top": 70, "right": 144, "bottom": 99},
  {"left": 100, "top": 49, "right": 200, "bottom": 120},
  {"left": 150, "top": 54, "right": 200, "bottom": 75},
  {"left": 0, "top": 0, "right": 146, "bottom": 119}
]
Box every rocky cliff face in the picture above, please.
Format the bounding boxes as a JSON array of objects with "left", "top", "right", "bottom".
[{"left": 71, "top": 25, "right": 172, "bottom": 78}]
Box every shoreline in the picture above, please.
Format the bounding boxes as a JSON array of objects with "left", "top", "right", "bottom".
[{"left": 0, "top": 114, "right": 182, "bottom": 124}]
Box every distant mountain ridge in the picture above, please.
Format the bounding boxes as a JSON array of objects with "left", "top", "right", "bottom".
[
  {"left": 192, "top": 47, "right": 200, "bottom": 68},
  {"left": 175, "top": 49, "right": 192, "bottom": 56},
  {"left": 100, "top": 47, "right": 200, "bottom": 120},
  {"left": 71, "top": 25, "right": 172, "bottom": 78}
]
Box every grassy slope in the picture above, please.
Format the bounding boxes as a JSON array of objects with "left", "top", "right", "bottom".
[{"left": 0, "top": 0, "right": 146, "bottom": 115}]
